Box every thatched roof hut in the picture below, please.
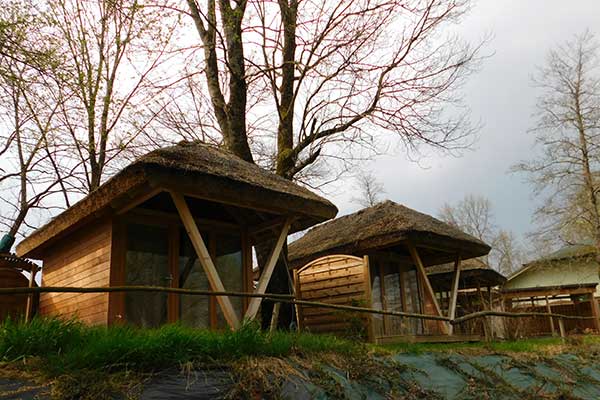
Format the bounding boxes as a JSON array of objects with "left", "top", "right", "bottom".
[
  {"left": 427, "top": 259, "right": 506, "bottom": 292},
  {"left": 16, "top": 141, "right": 337, "bottom": 328},
  {"left": 18, "top": 141, "right": 337, "bottom": 258},
  {"left": 288, "top": 200, "right": 490, "bottom": 268}
]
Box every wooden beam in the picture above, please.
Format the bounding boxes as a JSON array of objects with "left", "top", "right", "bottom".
[
  {"left": 589, "top": 293, "right": 600, "bottom": 332},
  {"left": 244, "top": 218, "right": 292, "bottom": 321},
  {"left": 269, "top": 302, "right": 281, "bottom": 332},
  {"left": 170, "top": 192, "right": 240, "bottom": 329},
  {"left": 406, "top": 242, "right": 449, "bottom": 335},
  {"left": 545, "top": 295, "right": 556, "bottom": 336},
  {"left": 447, "top": 254, "right": 462, "bottom": 335},
  {"left": 24, "top": 264, "right": 38, "bottom": 322},
  {"left": 363, "top": 255, "right": 376, "bottom": 343}
]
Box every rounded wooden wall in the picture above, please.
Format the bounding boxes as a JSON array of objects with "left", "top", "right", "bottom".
[
  {"left": 0, "top": 267, "right": 30, "bottom": 321},
  {"left": 295, "top": 255, "right": 370, "bottom": 337}
]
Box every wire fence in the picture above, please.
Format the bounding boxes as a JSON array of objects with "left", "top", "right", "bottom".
[{"left": 0, "top": 286, "right": 595, "bottom": 337}]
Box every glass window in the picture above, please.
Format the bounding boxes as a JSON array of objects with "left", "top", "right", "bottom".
[
  {"left": 179, "top": 229, "right": 211, "bottom": 328},
  {"left": 124, "top": 224, "right": 170, "bottom": 328},
  {"left": 215, "top": 233, "right": 244, "bottom": 329}
]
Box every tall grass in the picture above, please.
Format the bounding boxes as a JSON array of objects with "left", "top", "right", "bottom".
[{"left": 0, "top": 317, "right": 358, "bottom": 376}]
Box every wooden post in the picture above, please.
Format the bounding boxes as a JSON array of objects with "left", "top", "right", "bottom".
[
  {"left": 293, "top": 269, "right": 303, "bottom": 330},
  {"left": 24, "top": 264, "right": 38, "bottom": 322},
  {"left": 407, "top": 241, "right": 448, "bottom": 335},
  {"left": 244, "top": 218, "right": 292, "bottom": 321},
  {"left": 170, "top": 192, "right": 240, "bottom": 329},
  {"left": 269, "top": 302, "right": 281, "bottom": 332},
  {"left": 447, "top": 254, "right": 462, "bottom": 335},
  {"left": 545, "top": 295, "right": 556, "bottom": 336},
  {"left": 589, "top": 292, "right": 600, "bottom": 332},
  {"left": 363, "top": 255, "right": 376, "bottom": 343},
  {"left": 558, "top": 318, "right": 566, "bottom": 341}
]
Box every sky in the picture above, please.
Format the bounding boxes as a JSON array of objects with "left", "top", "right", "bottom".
[{"left": 325, "top": 0, "right": 600, "bottom": 244}]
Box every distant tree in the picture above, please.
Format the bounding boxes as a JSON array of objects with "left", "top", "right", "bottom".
[
  {"left": 351, "top": 171, "right": 386, "bottom": 208},
  {"left": 513, "top": 31, "right": 600, "bottom": 256},
  {"left": 439, "top": 194, "right": 523, "bottom": 274},
  {"left": 48, "top": 0, "right": 181, "bottom": 193},
  {"left": 0, "top": 3, "right": 69, "bottom": 247},
  {"left": 439, "top": 195, "right": 495, "bottom": 243}
]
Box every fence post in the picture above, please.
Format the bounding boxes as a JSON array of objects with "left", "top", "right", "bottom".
[
  {"left": 269, "top": 302, "right": 281, "bottom": 333},
  {"left": 558, "top": 318, "right": 566, "bottom": 342}
]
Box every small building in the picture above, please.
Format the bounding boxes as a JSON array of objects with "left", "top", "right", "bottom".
[
  {"left": 0, "top": 253, "right": 39, "bottom": 321},
  {"left": 288, "top": 201, "right": 491, "bottom": 343},
  {"left": 427, "top": 259, "right": 506, "bottom": 338},
  {"left": 503, "top": 244, "right": 600, "bottom": 335},
  {"left": 16, "top": 142, "right": 337, "bottom": 328}
]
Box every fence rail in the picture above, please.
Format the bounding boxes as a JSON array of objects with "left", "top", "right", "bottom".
[{"left": 0, "top": 285, "right": 595, "bottom": 328}]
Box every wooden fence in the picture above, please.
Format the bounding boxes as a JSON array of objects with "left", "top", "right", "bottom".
[{"left": 0, "top": 286, "right": 596, "bottom": 340}]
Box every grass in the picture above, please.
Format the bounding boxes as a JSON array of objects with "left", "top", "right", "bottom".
[
  {"left": 376, "top": 334, "right": 600, "bottom": 354},
  {"left": 0, "top": 317, "right": 358, "bottom": 377}
]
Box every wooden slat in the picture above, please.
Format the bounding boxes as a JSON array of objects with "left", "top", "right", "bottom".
[
  {"left": 245, "top": 218, "right": 292, "bottom": 321},
  {"left": 171, "top": 192, "right": 240, "bottom": 329}
]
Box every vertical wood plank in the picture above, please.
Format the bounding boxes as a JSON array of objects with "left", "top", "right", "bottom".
[
  {"left": 293, "top": 269, "right": 304, "bottom": 330},
  {"left": 24, "top": 264, "right": 38, "bottom": 322},
  {"left": 244, "top": 218, "right": 292, "bottom": 321},
  {"left": 362, "top": 255, "right": 376, "bottom": 343},
  {"left": 168, "top": 225, "right": 180, "bottom": 324},
  {"left": 170, "top": 192, "right": 240, "bottom": 329},
  {"left": 545, "top": 295, "right": 556, "bottom": 336},
  {"left": 589, "top": 292, "right": 600, "bottom": 332},
  {"left": 269, "top": 302, "right": 281, "bottom": 332},
  {"left": 108, "top": 220, "right": 126, "bottom": 325}
]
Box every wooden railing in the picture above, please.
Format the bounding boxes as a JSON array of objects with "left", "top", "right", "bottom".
[{"left": 0, "top": 286, "right": 595, "bottom": 339}]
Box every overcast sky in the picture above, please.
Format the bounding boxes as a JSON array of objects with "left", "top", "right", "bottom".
[{"left": 325, "top": 0, "right": 600, "bottom": 245}]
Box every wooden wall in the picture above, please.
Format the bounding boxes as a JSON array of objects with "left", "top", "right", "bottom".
[
  {"left": 39, "top": 219, "right": 112, "bottom": 325},
  {"left": 0, "top": 268, "right": 30, "bottom": 320},
  {"left": 296, "top": 255, "right": 370, "bottom": 337}
]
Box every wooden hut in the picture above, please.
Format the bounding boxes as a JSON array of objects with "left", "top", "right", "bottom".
[
  {"left": 288, "top": 201, "right": 491, "bottom": 343},
  {"left": 503, "top": 244, "right": 600, "bottom": 336},
  {"left": 0, "top": 253, "right": 38, "bottom": 321},
  {"left": 16, "top": 141, "right": 337, "bottom": 328},
  {"left": 427, "top": 259, "right": 506, "bottom": 338}
]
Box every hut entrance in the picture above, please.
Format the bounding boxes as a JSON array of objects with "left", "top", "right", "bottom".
[{"left": 369, "top": 257, "right": 423, "bottom": 337}]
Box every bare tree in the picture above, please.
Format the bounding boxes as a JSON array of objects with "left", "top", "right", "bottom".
[
  {"left": 49, "top": 0, "right": 182, "bottom": 193},
  {"left": 183, "top": 0, "right": 482, "bottom": 181},
  {"left": 439, "top": 195, "right": 496, "bottom": 242},
  {"left": 439, "top": 194, "right": 523, "bottom": 274},
  {"left": 513, "top": 31, "right": 600, "bottom": 255},
  {"left": 351, "top": 171, "right": 386, "bottom": 208},
  {"left": 0, "top": 3, "right": 70, "bottom": 249}
]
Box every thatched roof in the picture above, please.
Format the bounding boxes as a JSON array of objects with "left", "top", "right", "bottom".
[
  {"left": 17, "top": 141, "right": 337, "bottom": 258},
  {"left": 288, "top": 201, "right": 491, "bottom": 267},
  {"left": 427, "top": 259, "right": 506, "bottom": 291}
]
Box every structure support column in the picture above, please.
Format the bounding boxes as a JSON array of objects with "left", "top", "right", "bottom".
[
  {"left": 244, "top": 218, "right": 292, "bottom": 321},
  {"left": 447, "top": 254, "right": 462, "bottom": 335},
  {"left": 545, "top": 295, "right": 556, "bottom": 336},
  {"left": 25, "top": 264, "right": 38, "bottom": 322},
  {"left": 171, "top": 192, "right": 241, "bottom": 329},
  {"left": 407, "top": 241, "right": 448, "bottom": 335},
  {"left": 589, "top": 292, "right": 600, "bottom": 332}
]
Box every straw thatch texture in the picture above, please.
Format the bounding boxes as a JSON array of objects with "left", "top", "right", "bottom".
[
  {"left": 17, "top": 142, "right": 337, "bottom": 257},
  {"left": 288, "top": 200, "right": 491, "bottom": 267}
]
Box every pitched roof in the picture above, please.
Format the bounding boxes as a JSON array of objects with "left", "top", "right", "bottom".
[
  {"left": 507, "top": 243, "right": 598, "bottom": 281},
  {"left": 17, "top": 141, "right": 338, "bottom": 257},
  {"left": 288, "top": 200, "right": 491, "bottom": 267}
]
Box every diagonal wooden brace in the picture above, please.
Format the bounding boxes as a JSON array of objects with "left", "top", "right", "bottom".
[
  {"left": 170, "top": 192, "right": 240, "bottom": 329},
  {"left": 244, "top": 218, "right": 292, "bottom": 321}
]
